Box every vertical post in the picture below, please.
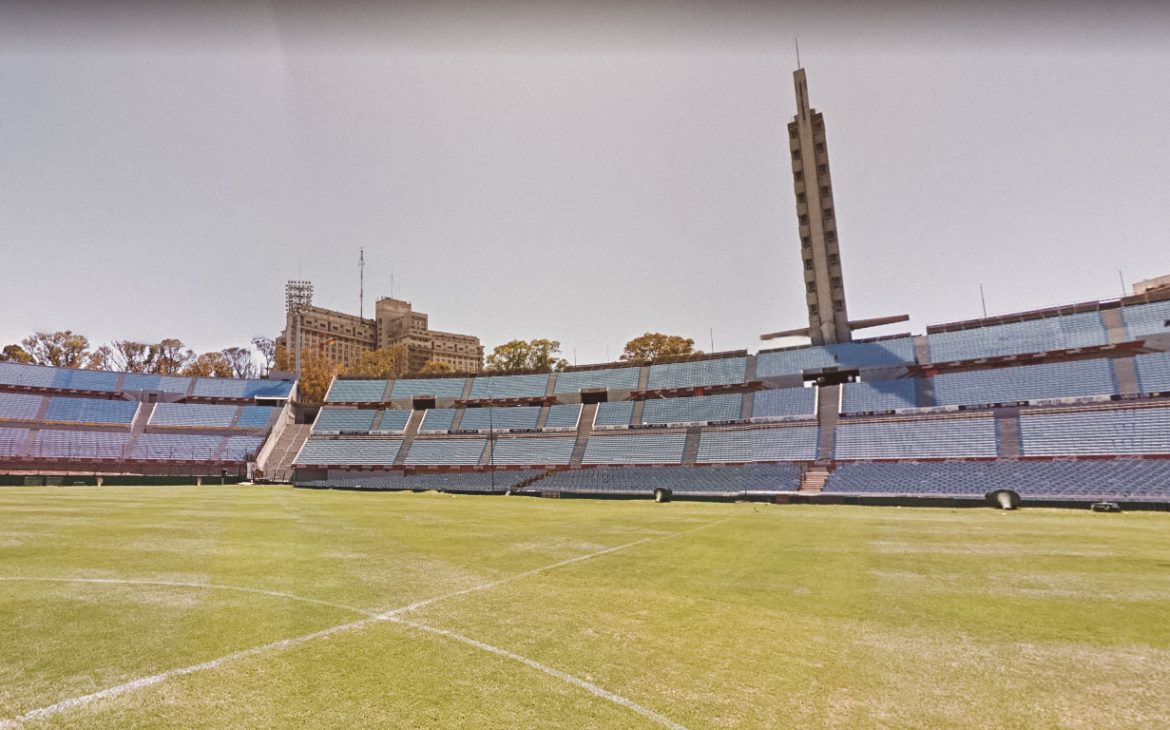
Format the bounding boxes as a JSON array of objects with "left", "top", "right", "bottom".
[{"left": 979, "top": 284, "right": 988, "bottom": 318}]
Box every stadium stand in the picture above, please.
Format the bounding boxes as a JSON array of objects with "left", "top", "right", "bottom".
[
  {"left": 756, "top": 338, "right": 916, "bottom": 377},
  {"left": 1122, "top": 299, "right": 1170, "bottom": 340},
  {"left": 640, "top": 393, "right": 743, "bottom": 425},
  {"left": 0, "top": 392, "right": 43, "bottom": 422},
  {"left": 825, "top": 460, "right": 1170, "bottom": 501},
  {"left": 325, "top": 379, "right": 388, "bottom": 403},
  {"left": 553, "top": 366, "right": 641, "bottom": 394},
  {"left": 646, "top": 357, "right": 747, "bottom": 390},
  {"left": 468, "top": 374, "right": 549, "bottom": 399},
  {"left": 697, "top": 426, "right": 819, "bottom": 462},
  {"left": 1019, "top": 406, "right": 1170, "bottom": 456},
  {"left": 150, "top": 403, "right": 238, "bottom": 429},
  {"left": 594, "top": 401, "right": 635, "bottom": 428},
  {"left": 31, "top": 430, "right": 132, "bottom": 460},
  {"left": 132, "top": 433, "right": 226, "bottom": 461},
  {"left": 841, "top": 379, "right": 918, "bottom": 414},
  {"left": 834, "top": 416, "right": 998, "bottom": 459},
  {"left": 295, "top": 438, "right": 403, "bottom": 466},
  {"left": 418, "top": 408, "right": 457, "bottom": 433},
  {"left": 0, "top": 427, "right": 31, "bottom": 457},
  {"left": 1135, "top": 352, "right": 1170, "bottom": 394},
  {"left": 491, "top": 437, "right": 575, "bottom": 465},
  {"left": 404, "top": 438, "right": 487, "bottom": 466},
  {"left": 389, "top": 377, "right": 466, "bottom": 400},
  {"left": 543, "top": 404, "right": 582, "bottom": 430},
  {"left": 751, "top": 387, "right": 817, "bottom": 419},
  {"left": 119, "top": 373, "right": 195, "bottom": 395},
  {"left": 44, "top": 397, "right": 137, "bottom": 426},
  {"left": 926, "top": 311, "right": 1108, "bottom": 362},
  {"left": 298, "top": 469, "right": 541, "bottom": 492},
  {"left": 373, "top": 409, "right": 411, "bottom": 433},
  {"left": 524, "top": 463, "right": 804, "bottom": 497},
  {"left": 582, "top": 433, "right": 687, "bottom": 464},
  {"left": 191, "top": 378, "right": 293, "bottom": 400},
  {"left": 932, "top": 359, "right": 1118, "bottom": 407},
  {"left": 313, "top": 408, "right": 379, "bottom": 434},
  {"left": 459, "top": 406, "right": 541, "bottom": 432}
]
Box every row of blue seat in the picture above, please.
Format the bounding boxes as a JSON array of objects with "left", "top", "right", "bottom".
[
  {"left": 0, "top": 362, "right": 292, "bottom": 399},
  {"left": 0, "top": 427, "right": 262, "bottom": 461}
]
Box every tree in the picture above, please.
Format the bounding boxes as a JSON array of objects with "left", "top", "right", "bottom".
[
  {"left": 351, "top": 345, "right": 409, "bottom": 379},
  {"left": 273, "top": 344, "right": 292, "bottom": 373},
  {"left": 84, "top": 345, "right": 114, "bottom": 371},
  {"left": 149, "top": 339, "right": 192, "bottom": 375},
  {"left": 0, "top": 344, "right": 33, "bottom": 364},
  {"left": 418, "top": 359, "right": 454, "bottom": 375},
  {"left": 486, "top": 339, "right": 569, "bottom": 373},
  {"left": 109, "top": 341, "right": 152, "bottom": 372},
  {"left": 620, "top": 333, "right": 697, "bottom": 362},
  {"left": 222, "top": 346, "right": 256, "bottom": 379},
  {"left": 295, "top": 349, "right": 341, "bottom": 404},
  {"left": 252, "top": 336, "right": 276, "bottom": 375},
  {"left": 183, "top": 352, "right": 232, "bottom": 378},
  {"left": 21, "top": 331, "right": 91, "bottom": 368}
]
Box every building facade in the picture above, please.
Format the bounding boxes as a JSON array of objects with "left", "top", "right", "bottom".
[{"left": 278, "top": 294, "right": 483, "bottom": 373}]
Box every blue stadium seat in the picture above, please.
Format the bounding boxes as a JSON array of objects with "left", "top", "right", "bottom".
[
  {"left": 756, "top": 338, "right": 916, "bottom": 377},
  {"left": 120, "top": 373, "right": 193, "bottom": 395},
  {"left": 932, "top": 360, "right": 1117, "bottom": 407},
  {"left": 834, "top": 417, "right": 998, "bottom": 459},
  {"left": 647, "top": 357, "right": 746, "bottom": 390},
  {"left": 543, "top": 404, "right": 582, "bottom": 430},
  {"left": 582, "top": 433, "right": 686, "bottom": 464},
  {"left": 390, "top": 377, "right": 467, "bottom": 400},
  {"left": 44, "top": 397, "right": 137, "bottom": 426},
  {"left": 419, "top": 408, "right": 457, "bottom": 433},
  {"left": 373, "top": 409, "right": 411, "bottom": 433},
  {"left": 594, "top": 401, "right": 634, "bottom": 428},
  {"left": 0, "top": 427, "right": 29, "bottom": 457},
  {"left": 640, "top": 393, "right": 743, "bottom": 425},
  {"left": 458, "top": 406, "right": 541, "bottom": 432},
  {"left": 313, "top": 408, "right": 378, "bottom": 434},
  {"left": 1122, "top": 300, "right": 1170, "bottom": 340},
  {"left": 697, "top": 426, "right": 819, "bottom": 462},
  {"left": 926, "top": 311, "right": 1108, "bottom": 362},
  {"left": 150, "top": 403, "right": 237, "bottom": 429},
  {"left": 490, "top": 437, "right": 575, "bottom": 465},
  {"left": 841, "top": 379, "right": 918, "bottom": 414},
  {"left": 1135, "top": 352, "right": 1170, "bottom": 394},
  {"left": 1020, "top": 406, "right": 1170, "bottom": 456},
  {"left": 31, "top": 430, "right": 132, "bottom": 460},
  {"left": 752, "top": 387, "right": 817, "bottom": 419},
  {"left": 295, "top": 438, "right": 403, "bottom": 466},
  {"left": 553, "top": 367, "right": 641, "bottom": 394},
  {"left": 405, "top": 439, "right": 487, "bottom": 466},
  {"left": 467, "top": 373, "right": 550, "bottom": 400},
  {"left": 0, "top": 392, "right": 43, "bottom": 421},
  {"left": 325, "top": 380, "right": 388, "bottom": 403}
]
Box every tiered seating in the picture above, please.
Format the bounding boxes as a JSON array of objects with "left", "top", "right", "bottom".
[
  {"left": 405, "top": 439, "right": 487, "bottom": 466},
  {"left": 221, "top": 435, "right": 265, "bottom": 461},
  {"left": 236, "top": 406, "right": 277, "bottom": 430},
  {"left": 594, "top": 401, "right": 634, "bottom": 428},
  {"left": 933, "top": 359, "right": 1117, "bottom": 407},
  {"left": 150, "top": 403, "right": 237, "bottom": 429},
  {"left": 927, "top": 311, "right": 1108, "bottom": 362},
  {"left": 543, "top": 404, "right": 582, "bottom": 430},
  {"left": 295, "top": 438, "right": 402, "bottom": 466},
  {"left": 299, "top": 469, "right": 541, "bottom": 492},
  {"left": 526, "top": 464, "right": 803, "bottom": 496},
  {"left": 419, "top": 408, "right": 457, "bottom": 433},
  {"left": 390, "top": 377, "right": 467, "bottom": 400},
  {"left": 751, "top": 387, "right": 817, "bottom": 419},
  {"left": 697, "top": 426, "right": 818, "bottom": 462},
  {"left": 834, "top": 416, "right": 998, "bottom": 459},
  {"left": 0, "top": 363, "right": 120, "bottom": 392},
  {"left": 373, "top": 409, "right": 411, "bottom": 433},
  {"left": 0, "top": 427, "right": 29, "bottom": 457},
  {"left": 191, "top": 378, "right": 293, "bottom": 399},
  {"left": 1122, "top": 299, "right": 1170, "bottom": 340},
  {"left": 640, "top": 393, "right": 743, "bottom": 425},
  {"left": 325, "top": 379, "right": 387, "bottom": 403},
  {"left": 467, "top": 374, "right": 549, "bottom": 399},
  {"left": 313, "top": 408, "right": 378, "bottom": 434},
  {"left": 841, "top": 379, "right": 918, "bottom": 414},
  {"left": 553, "top": 367, "right": 640, "bottom": 394},
  {"left": 120, "top": 373, "right": 193, "bottom": 394},
  {"left": 458, "top": 406, "right": 541, "bottom": 432},
  {"left": 43, "top": 397, "right": 137, "bottom": 426},
  {"left": 1019, "top": 407, "right": 1170, "bottom": 456},
  {"left": 132, "top": 433, "right": 224, "bottom": 461},
  {"left": 582, "top": 433, "right": 686, "bottom": 464},
  {"left": 646, "top": 357, "right": 746, "bottom": 390},
  {"left": 825, "top": 460, "right": 1170, "bottom": 501},
  {"left": 490, "top": 437, "right": 575, "bottom": 465},
  {"left": 757, "top": 338, "right": 916, "bottom": 376},
  {"left": 0, "top": 392, "right": 43, "bottom": 421},
  {"left": 31, "top": 430, "right": 132, "bottom": 460},
  {"left": 1135, "top": 352, "right": 1170, "bottom": 394}
]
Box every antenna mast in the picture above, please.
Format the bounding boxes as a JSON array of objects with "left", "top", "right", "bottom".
[{"left": 359, "top": 248, "right": 365, "bottom": 318}]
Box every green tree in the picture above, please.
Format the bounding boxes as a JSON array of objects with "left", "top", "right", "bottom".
[
  {"left": 0, "top": 344, "right": 33, "bottom": 364},
  {"left": 418, "top": 359, "right": 455, "bottom": 375},
  {"left": 486, "top": 339, "right": 569, "bottom": 373},
  {"left": 620, "top": 332, "right": 697, "bottom": 362},
  {"left": 149, "top": 339, "right": 192, "bottom": 375},
  {"left": 351, "top": 345, "right": 410, "bottom": 379}
]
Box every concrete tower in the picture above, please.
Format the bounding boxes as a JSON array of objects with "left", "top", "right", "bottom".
[{"left": 789, "top": 68, "right": 850, "bottom": 345}]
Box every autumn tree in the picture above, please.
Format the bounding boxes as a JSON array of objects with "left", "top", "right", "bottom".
[
  {"left": 351, "top": 345, "right": 410, "bottom": 379},
  {"left": 183, "top": 352, "right": 233, "bottom": 378},
  {"left": 222, "top": 346, "right": 256, "bottom": 379},
  {"left": 295, "top": 349, "right": 341, "bottom": 404},
  {"left": 149, "top": 339, "right": 192, "bottom": 375},
  {"left": 0, "top": 344, "right": 33, "bottom": 363},
  {"left": 85, "top": 345, "right": 113, "bottom": 371},
  {"left": 620, "top": 333, "right": 697, "bottom": 362},
  {"left": 418, "top": 359, "right": 454, "bottom": 375},
  {"left": 273, "top": 344, "right": 292, "bottom": 373},
  {"left": 109, "top": 341, "right": 152, "bottom": 372},
  {"left": 20, "top": 331, "right": 92, "bottom": 368},
  {"left": 486, "top": 339, "right": 569, "bottom": 373}
]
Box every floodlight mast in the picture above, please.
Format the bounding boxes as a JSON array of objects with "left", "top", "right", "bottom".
[{"left": 285, "top": 281, "right": 314, "bottom": 381}]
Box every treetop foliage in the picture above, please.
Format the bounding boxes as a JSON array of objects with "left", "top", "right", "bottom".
[
  {"left": 486, "top": 339, "right": 569, "bottom": 373},
  {"left": 620, "top": 332, "right": 698, "bottom": 362}
]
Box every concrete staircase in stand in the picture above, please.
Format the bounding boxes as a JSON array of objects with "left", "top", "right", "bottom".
[{"left": 263, "top": 424, "right": 312, "bottom": 483}]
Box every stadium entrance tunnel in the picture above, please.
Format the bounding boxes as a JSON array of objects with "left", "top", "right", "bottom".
[{"left": 986, "top": 489, "right": 1022, "bottom": 510}]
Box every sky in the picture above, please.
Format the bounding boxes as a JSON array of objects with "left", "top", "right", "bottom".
[{"left": 2, "top": 1, "right": 1169, "bottom": 366}]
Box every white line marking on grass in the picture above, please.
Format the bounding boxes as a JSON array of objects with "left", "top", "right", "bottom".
[
  {"left": 0, "top": 577, "right": 369, "bottom": 617},
  {"left": 0, "top": 515, "right": 735, "bottom": 727},
  {"left": 389, "top": 617, "right": 690, "bottom": 730}
]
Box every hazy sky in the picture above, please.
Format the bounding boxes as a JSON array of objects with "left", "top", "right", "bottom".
[{"left": 2, "top": 1, "right": 1169, "bottom": 365}]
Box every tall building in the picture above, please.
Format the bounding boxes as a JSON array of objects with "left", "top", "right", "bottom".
[
  {"left": 762, "top": 68, "right": 907, "bottom": 345},
  {"left": 278, "top": 289, "right": 483, "bottom": 374}
]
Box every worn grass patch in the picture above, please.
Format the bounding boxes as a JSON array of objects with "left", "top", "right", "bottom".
[{"left": 1, "top": 487, "right": 1168, "bottom": 728}]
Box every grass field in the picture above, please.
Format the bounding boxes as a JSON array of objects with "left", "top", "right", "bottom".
[{"left": 1, "top": 487, "right": 1168, "bottom": 729}]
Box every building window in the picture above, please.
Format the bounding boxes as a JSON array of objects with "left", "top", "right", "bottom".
[
  {"left": 796, "top": 193, "right": 806, "bottom": 204},
  {"left": 799, "top": 215, "right": 809, "bottom": 225},
  {"left": 801, "top": 236, "right": 811, "bottom": 248},
  {"left": 791, "top": 150, "right": 800, "bottom": 161},
  {"left": 804, "top": 259, "right": 813, "bottom": 270}
]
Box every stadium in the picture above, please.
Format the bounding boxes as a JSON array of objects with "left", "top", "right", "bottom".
[{"left": 3, "top": 6, "right": 1170, "bottom": 728}]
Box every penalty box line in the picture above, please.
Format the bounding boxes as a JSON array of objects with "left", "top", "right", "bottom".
[{"left": 0, "top": 515, "right": 735, "bottom": 728}]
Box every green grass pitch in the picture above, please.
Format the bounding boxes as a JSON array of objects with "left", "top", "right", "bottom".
[{"left": 1, "top": 486, "right": 1168, "bottom": 729}]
